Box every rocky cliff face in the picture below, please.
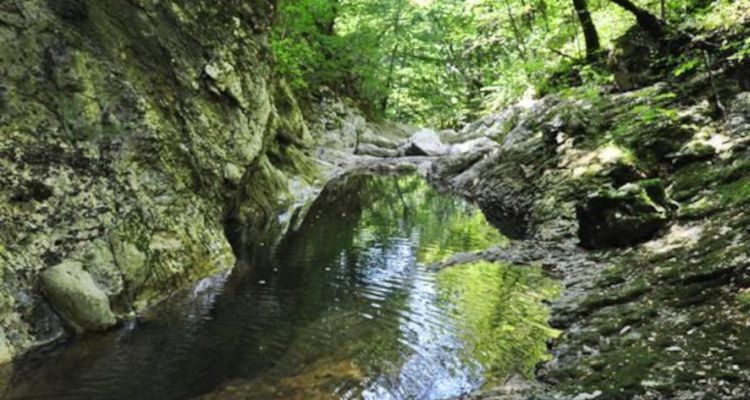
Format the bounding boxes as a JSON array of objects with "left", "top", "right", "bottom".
[{"left": 0, "top": 0, "right": 316, "bottom": 362}]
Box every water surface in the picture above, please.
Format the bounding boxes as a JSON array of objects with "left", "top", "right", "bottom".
[{"left": 1, "top": 173, "right": 558, "bottom": 400}]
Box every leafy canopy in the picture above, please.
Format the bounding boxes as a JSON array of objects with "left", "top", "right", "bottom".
[{"left": 272, "top": 0, "right": 749, "bottom": 128}]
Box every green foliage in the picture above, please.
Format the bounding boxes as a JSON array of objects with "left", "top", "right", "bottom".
[
  {"left": 717, "top": 178, "right": 750, "bottom": 207},
  {"left": 349, "top": 174, "right": 507, "bottom": 262},
  {"left": 728, "top": 37, "right": 750, "bottom": 62},
  {"left": 673, "top": 56, "right": 701, "bottom": 77},
  {"left": 271, "top": 0, "right": 339, "bottom": 91},
  {"left": 630, "top": 104, "right": 679, "bottom": 125},
  {"left": 417, "top": 210, "right": 508, "bottom": 264},
  {"left": 272, "top": 0, "right": 746, "bottom": 128},
  {"left": 690, "top": 0, "right": 750, "bottom": 30},
  {"left": 738, "top": 289, "right": 750, "bottom": 309}
]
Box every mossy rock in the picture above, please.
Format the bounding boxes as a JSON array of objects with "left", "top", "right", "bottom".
[
  {"left": 0, "top": 331, "right": 12, "bottom": 364},
  {"left": 608, "top": 26, "right": 660, "bottom": 91},
  {"left": 40, "top": 261, "right": 117, "bottom": 333},
  {"left": 668, "top": 140, "right": 717, "bottom": 167},
  {"left": 576, "top": 179, "right": 670, "bottom": 249}
]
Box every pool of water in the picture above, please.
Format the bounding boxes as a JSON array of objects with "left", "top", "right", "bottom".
[{"left": 0, "top": 173, "right": 559, "bottom": 400}]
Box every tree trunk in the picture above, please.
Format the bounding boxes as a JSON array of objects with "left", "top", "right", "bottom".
[
  {"left": 609, "top": 0, "right": 665, "bottom": 40},
  {"left": 572, "top": 0, "right": 601, "bottom": 62},
  {"left": 381, "top": 0, "right": 406, "bottom": 113},
  {"left": 503, "top": 0, "right": 528, "bottom": 60},
  {"left": 538, "top": 0, "right": 550, "bottom": 32}
]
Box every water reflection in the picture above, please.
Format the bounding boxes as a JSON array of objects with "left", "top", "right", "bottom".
[{"left": 1, "top": 173, "right": 557, "bottom": 400}]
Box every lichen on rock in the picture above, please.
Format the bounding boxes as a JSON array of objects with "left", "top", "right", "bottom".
[
  {"left": 40, "top": 261, "right": 117, "bottom": 332},
  {"left": 0, "top": 0, "right": 321, "bottom": 361}
]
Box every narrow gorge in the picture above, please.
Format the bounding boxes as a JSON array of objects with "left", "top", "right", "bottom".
[{"left": 1, "top": 0, "right": 749, "bottom": 399}]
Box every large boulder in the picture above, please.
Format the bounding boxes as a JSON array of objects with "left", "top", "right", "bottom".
[
  {"left": 577, "top": 180, "right": 671, "bottom": 249},
  {"left": 608, "top": 26, "right": 660, "bottom": 91},
  {"left": 41, "top": 261, "right": 117, "bottom": 333},
  {"left": 401, "top": 129, "right": 449, "bottom": 156}
]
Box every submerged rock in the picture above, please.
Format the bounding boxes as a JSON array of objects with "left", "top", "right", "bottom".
[
  {"left": 576, "top": 180, "right": 670, "bottom": 249},
  {"left": 41, "top": 261, "right": 117, "bottom": 332}
]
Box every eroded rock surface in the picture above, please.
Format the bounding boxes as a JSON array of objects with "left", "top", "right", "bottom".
[{"left": 0, "top": 0, "right": 317, "bottom": 362}]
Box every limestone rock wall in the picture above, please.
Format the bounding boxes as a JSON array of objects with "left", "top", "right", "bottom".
[{"left": 0, "top": 0, "right": 314, "bottom": 362}]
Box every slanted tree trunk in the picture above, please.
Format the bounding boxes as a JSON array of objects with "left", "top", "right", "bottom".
[
  {"left": 609, "top": 0, "right": 665, "bottom": 40},
  {"left": 572, "top": 0, "right": 601, "bottom": 62}
]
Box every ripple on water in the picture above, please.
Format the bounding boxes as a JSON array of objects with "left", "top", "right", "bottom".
[{"left": 1, "top": 173, "right": 559, "bottom": 400}]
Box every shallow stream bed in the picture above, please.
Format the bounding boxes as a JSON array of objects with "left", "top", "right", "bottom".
[{"left": 1, "top": 173, "right": 559, "bottom": 400}]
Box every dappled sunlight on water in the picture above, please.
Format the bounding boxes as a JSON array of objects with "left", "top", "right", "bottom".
[{"left": 1, "top": 173, "right": 558, "bottom": 400}]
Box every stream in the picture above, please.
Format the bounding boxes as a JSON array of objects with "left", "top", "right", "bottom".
[{"left": 0, "top": 173, "right": 559, "bottom": 400}]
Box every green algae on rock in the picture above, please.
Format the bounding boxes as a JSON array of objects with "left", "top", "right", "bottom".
[{"left": 40, "top": 261, "right": 117, "bottom": 332}]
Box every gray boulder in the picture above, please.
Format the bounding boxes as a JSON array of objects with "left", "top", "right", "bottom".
[
  {"left": 401, "top": 129, "right": 449, "bottom": 156},
  {"left": 41, "top": 261, "right": 117, "bottom": 332}
]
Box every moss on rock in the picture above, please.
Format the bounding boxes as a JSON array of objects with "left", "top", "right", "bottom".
[
  {"left": 0, "top": 0, "right": 320, "bottom": 362},
  {"left": 40, "top": 261, "right": 117, "bottom": 332}
]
